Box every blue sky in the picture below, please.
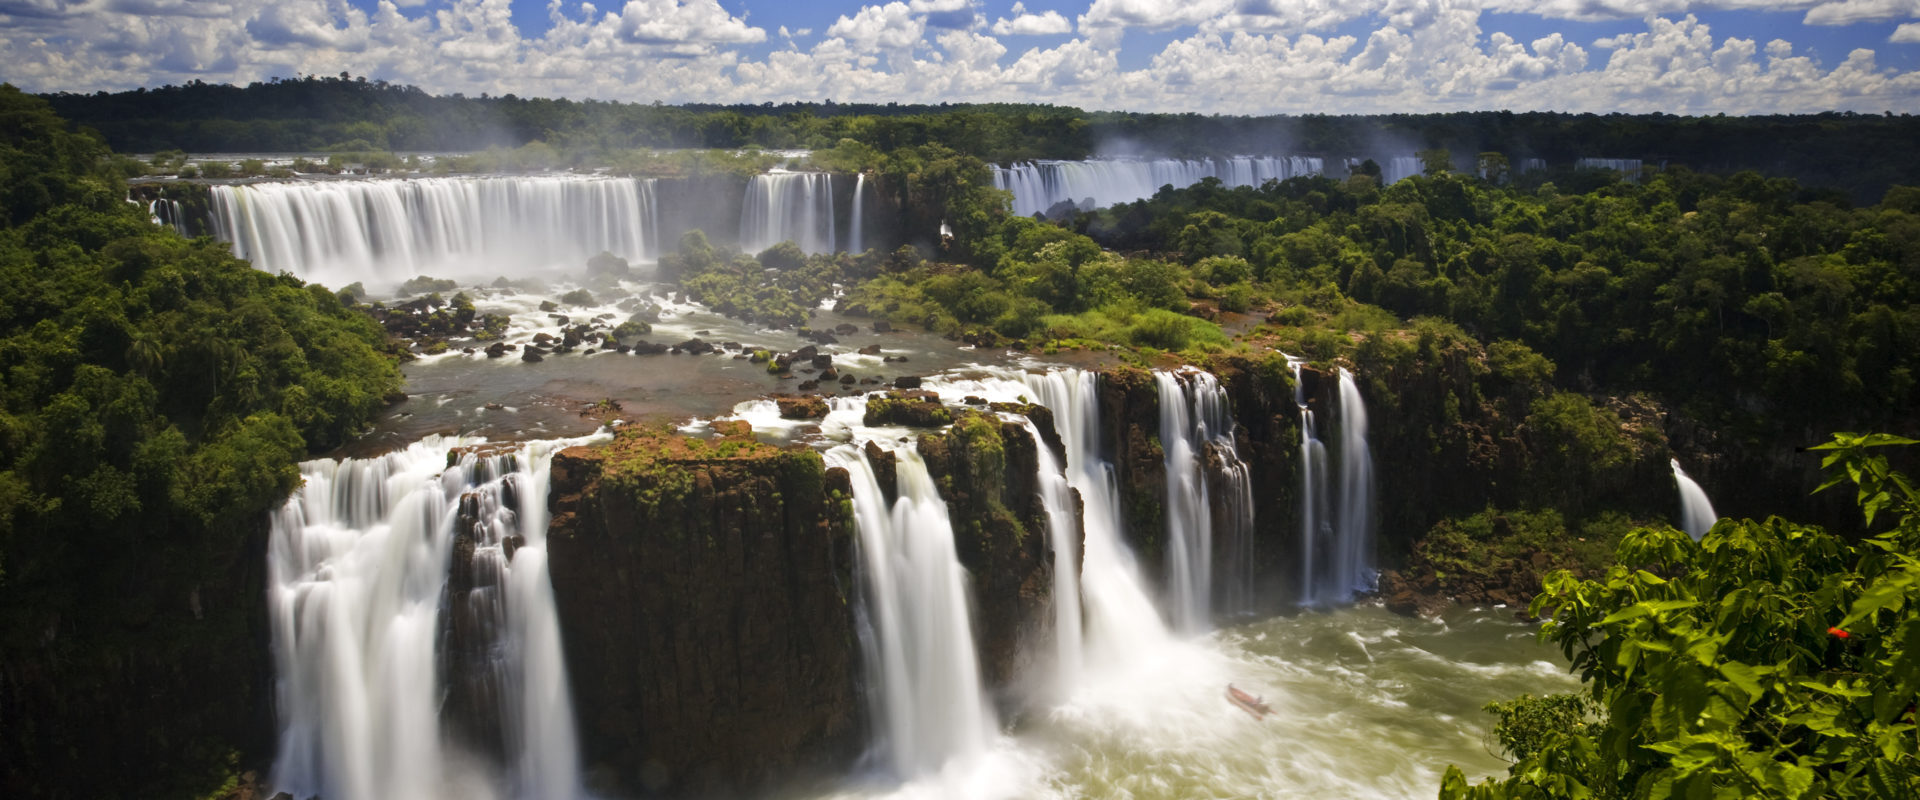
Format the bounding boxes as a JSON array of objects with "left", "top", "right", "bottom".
[{"left": 4, "top": 1, "right": 1918, "bottom": 113}]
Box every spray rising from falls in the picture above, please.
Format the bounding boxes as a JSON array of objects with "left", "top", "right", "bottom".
[
  {"left": 1290, "top": 361, "right": 1377, "bottom": 606},
  {"left": 992, "top": 157, "right": 1325, "bottom": 217},
  {"left": 827, "top": 444, "right": 995, "bottom": 778},
  {"left": 740, "top": 172, "right": 836, "bottom": 255},
  {"left": 210, "top": 176, "right": 662, "bottom": 289},
  {"left": 266, "top": 434, "right": 601, "bottom": 800},
  {"left": 1672, "top": 459, "right": 1719, "bottom": 540}
]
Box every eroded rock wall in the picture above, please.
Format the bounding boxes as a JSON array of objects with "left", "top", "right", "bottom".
[{"left": 546, "top": 428, "right": 860, "bottom": 798}]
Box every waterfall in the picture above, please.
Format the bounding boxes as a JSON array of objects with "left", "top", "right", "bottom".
[
  {"left": 739, "top": 172, "right": 836, "bottom": 255},
  {"left": 1290, "top": 361, "right": 1376, "bottom": 605},
  {"left": 991, "top": 156, "right": 1326, "bottom": 217},
  {"left": 849, "top": 173, "right": 869, "bottom": 255},
  {"left": 1154, "top": 370, "right": 1258, "bottom": 628},
  {"left": 1020, "top": 417, "right": 1084, "bottom": 688},
  {"left": 1672, "top": 458, "right": 1719, "bottom": 540},
  {"left": 1381, "top": 156, "right": 1423, "bottom": 184},
  {"left": 208, "top": 176, "right": 662, "bottom": 289},
  {"left": 266, "top": 434, "right": 602, "bottom": 800},
  {"left": 1577, "top": 158, "right": 1644, "bottom": 182},
  {"left": 828, "top": 445, "right": 994, "bottom": 778},
  {"left": 1335, "top": 368, "right": 1376, "bottom": 597},
  {"left": 1157, "top": 371, "right": 1213, "bottom": 631},
  {"left": 148, "top": 197, "right": 189, "bottom": 236}
]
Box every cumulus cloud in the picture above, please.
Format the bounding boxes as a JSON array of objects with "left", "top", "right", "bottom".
[
  {"left": 826, "top": 2, "right": 925, "bottom": 52},
  {"left": 992, "top": 2, "right": 1072, "bottom": 35},
  {"left": 611, "top": 0, "right": 763, "bottom": 46},
  {"left": 2, "top": 0, "right": 1918, "bottom": 115}
]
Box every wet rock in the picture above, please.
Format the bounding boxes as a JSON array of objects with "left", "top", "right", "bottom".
[
  {"left": 858, "top": 344, "right": 882, "bottom": 356},
  {"left": 522, "top": 350, "right": 544, "bottom": 363},
  {"left": 711, "top": 419, "right": 752, "bottom": 437},
  {"left": 872, "top": 320, "right": 892, "bottom": 333},
  {"left": 834, "top": 323, "right": 858, "bottom": 335},
  {"left": 892, "top": 376, "right": 923, "bottom": 389},
  {"left": 677, "top": 339, "right": 715, "bottom": 356},
  {"left": 485, "top": 342, "right": 511, "bottom": 358},
  {"left": 839, "top": 374, "right": 857, "bottom": 385},
  {"left": 540, "top": 300, "right": 559, "bottom": 312},
  {"left": 811, "top": 354, "right": 833, "bottom": 369},
  {"left": 862, "top": 391, "right": 949, "bottom": 427},
  {"left": 797, "top": 380, "right": 819, "bottom": 391},
  {"left": 776, "top": 395, "right": 829, "bottom": 419}
]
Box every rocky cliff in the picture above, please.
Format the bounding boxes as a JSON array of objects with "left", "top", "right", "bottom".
[{"left": 545, "top": 426, "right": 861, "bottom": 798}]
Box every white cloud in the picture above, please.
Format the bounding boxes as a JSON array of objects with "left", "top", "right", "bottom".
[
  {"left": 1803, "top": 0, "right": 1920, "bottom": 26},
  {"left": 992, "top": 2, "right": 1072, "bottom": 36},
  {"left": 826, "top": 2, "right": 925, "bottom": 52},
  {"left": 2, "top": 0, "right": 1918, "bottom": 116},
  {"left": 610, "top": 0, "right": 763, "bottom": 46}
]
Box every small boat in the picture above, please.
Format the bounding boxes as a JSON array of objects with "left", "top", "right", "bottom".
[{"left": 1227, "top": 683, "right": 1271, "bottom": 719}]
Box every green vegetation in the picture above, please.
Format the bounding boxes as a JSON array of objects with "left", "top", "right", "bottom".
[
  {"left": 0, "top": 84, "right": 401, "bottom": 798},
  {"left": 1442, "top": 433, "right": 1920, "bottom": 799},
  {"left": 663, "top": 231, "right": 869, "bottom": 328}
]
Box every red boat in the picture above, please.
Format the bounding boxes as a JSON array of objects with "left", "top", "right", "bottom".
[{"left": 1227, "top": 684, "right": 1271, "bottom": 719}]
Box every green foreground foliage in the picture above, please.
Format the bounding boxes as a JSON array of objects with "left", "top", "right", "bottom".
[
  {"left": 0, "top": 85, "right": 401, "bottom": 796},
  {"left": 1443, "top": 433, "right": 1920, "bottom": 799}
]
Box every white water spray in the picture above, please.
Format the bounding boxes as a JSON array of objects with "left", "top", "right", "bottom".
[
  {"left": 1671, "top": 458, "right": 1719, "bottom": 540},
  {"left": 266, "top": 434, "right": 602, "bottom": 800}
]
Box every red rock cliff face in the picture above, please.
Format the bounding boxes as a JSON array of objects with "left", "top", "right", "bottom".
[{"left": 544, "top": 429, "right": 861, "bottom": 798}]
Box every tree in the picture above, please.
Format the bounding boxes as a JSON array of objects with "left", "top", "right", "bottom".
[{"left": 1441, "top": 432, "right": 1920, "bottom": 800}]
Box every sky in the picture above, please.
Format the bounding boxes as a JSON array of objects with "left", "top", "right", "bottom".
[{"left": 3, "top": 0, "right": 1920, "bottom": 114}]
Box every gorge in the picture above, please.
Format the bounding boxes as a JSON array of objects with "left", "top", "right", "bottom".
[{"left": 8, "top": 83, "right": 1916, "bottom": 800}]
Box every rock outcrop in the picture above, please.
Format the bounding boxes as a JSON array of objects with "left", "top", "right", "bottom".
[{"left": 546, "top": 426, "right": 861, "bottom": 798}]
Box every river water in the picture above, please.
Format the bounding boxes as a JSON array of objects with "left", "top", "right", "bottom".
[{"left": 808, "top": 605, "right": 1574, "bottom": 800}]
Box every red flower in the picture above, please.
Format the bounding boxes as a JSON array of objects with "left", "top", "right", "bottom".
[{"left": 1828, "top": 626, "right": 1850, "bottom": 639}]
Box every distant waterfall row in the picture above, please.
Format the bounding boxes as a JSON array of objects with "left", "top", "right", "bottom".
[
  {"left": 211, "top": 176, "right": 662, "bottom": 288},
  {"left": 992, "top": 157, "right": 1326, "bottom": 216},
  {"left": 267, "top": 435, "right": 601, "bottom": 800},
  {"left": 206, "top": 172, "right": 875, "bottom": 289}
]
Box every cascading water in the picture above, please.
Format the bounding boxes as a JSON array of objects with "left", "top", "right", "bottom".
[
  {"left": 1335, "top": 368, "right": 1376, "bottom": 597},
  {"left": 1155, "top": 370, "right": 1258, "bottom": 629},
  {"left": 827, "top": 444, "right": 995, "bottom": 778},
  {"left": 991, "top": 156, "right": 1325, "bottom": 217},
  {"left": 1671, "top": 458, "right": 1719, "bottom": 540},
  {"left": 1020, "top": 417, "right": 1084, "bottom": 688},
  {"left": 148, "top": 197, "right": 190, "bottom": 236},
  {"left": 1577, "top": 157, "right": 1643, "bottom": 180},
  {"left": 1290, "top": 360, "right": 1376, "bottom": 605},
  {"left": 849, "top": 173, "right": 869, "bottom": 255},
  {"left": 266, "top": 434, "right": 601, "bottom": 800},
  {"left": 1157, "top": 371, "right": 1214, "bottom": 632},
  {"left": 210, "top": 176, "right": 662, "bottom": 288},
  {"left": 1381, "top": 156, "right": 1423, "bottom": 185},
  {"left": 739, "top": 171, "right": 836, "bottom": 255},
  {"left": 923, "top": 368, "right": 1173, "bottom": 665}
]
